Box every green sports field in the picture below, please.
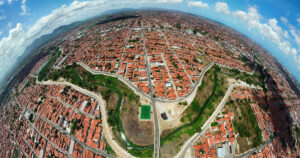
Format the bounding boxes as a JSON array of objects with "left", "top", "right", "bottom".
[{"left": 140, "top": 105, "right": 151, "bottom": 120}]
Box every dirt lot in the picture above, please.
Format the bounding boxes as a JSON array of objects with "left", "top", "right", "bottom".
[
  {"left": 106, "top": 92, "right": 119, "bottom": 111},
  {"left": 120, "top": 97, "right": 154, "bottom": 146},
  {"left": 160, "top": 133, "right": 190, "bottom": 158}
]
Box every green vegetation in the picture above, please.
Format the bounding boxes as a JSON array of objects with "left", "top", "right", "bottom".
[
  {"left": 128, "top": 38, "right": 140, "bottom": 43},
  {"left": 227, "top": 98, "right": 262, "bottom": 152},
  {"left": 13, "top": 149, "right": 19, "bottom": 158},
  {"left": 178, "top": 101, "right": 188, "bottom": 106},
  {"left": 103, "top": 138, "right": 115, "bottom": 155},
  {"left": 211, "top": 122, "right": 218, "bottom": 126},
  {"left": 106, "top": 143, "right": 115, "bottom": 155},
  {"left": 160, "top": 66, "right": 228, "bottom": 156},
  {"left": 296, "top": 126, "right": 300, "bottom": 135},
  {"left": 193, "top": 27, "right": 200, "bottom": 35},
  {"left": 70, "top": 119, "right": 79, "bottom": 135},
  {"left": 162, "top": 67, "right": 221, "bottom": 141},
  {"left": 220, "top": 66, "right": 266, "bottom": 91},
  {"left": 175, "top": 23, "right": 181, "bottom": 30},
  {"left": 172, "top": 61, "right": 178, "bottom": 69},
  {"left": 140, "top": 105, "right": 151, "bottom": 120},
  {"left": 294, "top": 125, "right": 300, "bottom": 145},
  {"left": 38, "top": 48, "right": 62, "bottom": 81},
  {"left": 160, "top": 64, "right": 265, "bottom": 157},
  {"left": 48, "top": 63, "right": 153, "bottom": 157}
]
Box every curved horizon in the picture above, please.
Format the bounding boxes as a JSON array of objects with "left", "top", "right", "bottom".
[{"left": 0, "top": 0, "right": 299, "bottom": 87}]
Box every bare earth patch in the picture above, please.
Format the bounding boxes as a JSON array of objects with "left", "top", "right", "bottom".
[{"left": 121, "top": 97, "right": 154, "bottom": 146}]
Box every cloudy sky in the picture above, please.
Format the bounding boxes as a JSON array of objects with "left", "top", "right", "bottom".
[{"left": 0, "top": 0, "right": 299, "bottom": 84}]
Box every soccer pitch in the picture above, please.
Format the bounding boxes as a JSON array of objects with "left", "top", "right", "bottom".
[{"left": 140, "top": 105, "right": 151, "bottom": 120}]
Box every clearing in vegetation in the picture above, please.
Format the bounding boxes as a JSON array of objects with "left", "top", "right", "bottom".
[
  {"left": 140, "top": 105, "right": 151, "bottom": 120},
  {"left": 47, "top": 63, "right": 154, "bottom": 157},
  {"left": 160, "top": 65, "right": 229, "bottom": 157},
  {"left": 160, "top": 64, "right": 265, "bottom": 157},
  {"left": 226, "top": 98, "right": 263, "bottom": 153},
  {"left": 38, "top": 47, "right": 62, "bottom": 81}
]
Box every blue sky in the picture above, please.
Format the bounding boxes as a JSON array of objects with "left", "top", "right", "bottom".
[{"left": 0, "top": 0, "right": 299, "bottom": 84}]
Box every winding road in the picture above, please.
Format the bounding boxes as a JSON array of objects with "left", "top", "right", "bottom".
[
  {"left": 38, "top": 80, "right": 133, "bottom": 158},
  {"left": 175, "top": 82, "right": 261, "bottom": 158}
]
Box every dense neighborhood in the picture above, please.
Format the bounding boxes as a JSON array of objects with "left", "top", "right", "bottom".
[{"left": 0, "top": 10, "right": 299, "bottom": 158}]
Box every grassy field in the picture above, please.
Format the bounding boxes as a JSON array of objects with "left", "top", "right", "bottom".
[
  {"left": 47, "top": 63, "right": 154, "bottom": 157},
  {"left": 140, "top": 105, "right": 151, "bottom": 120},
  {"left": 38, "top": 48, "right": 61, "bottom": 81}
]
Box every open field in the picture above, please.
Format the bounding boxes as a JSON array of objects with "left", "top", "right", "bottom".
[
  {"left": 140, "top": 105, "right": 151, "bottom": 120},
  {"left": 225, "top": 98, "right": 263, "bottom": 153},
  {"left": 120, "top": 98, "right": 154, "bottom": 146},
  {"left": 38, "top": 47, "right": 62, "bottom": 81}
]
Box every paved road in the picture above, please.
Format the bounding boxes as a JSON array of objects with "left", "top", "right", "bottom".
[
  {"left": 141, "top": 26, "right": 160, "bottom": 158},
  {"left": 162, "top": 62, "right": 214, "bottom": 122},
  {"left": 24, "top": 106, "right": 115, "bottom": 158},
  {"left": 9, "top": 130, "right": 29, "bottom": 158},
  {"left": 235, "top": 126, "right": 290, "bottom": 158},
  {"left": 235, "top": 137, "right": 274, "bottom": 158},
  {"left": 78, "top": 62, "right": 152, "bottom": 101},
  {"left": 77, "top": 58, "right": 214, "bottom": 158},
  {"left": 175, "top": 82, "right": 260, "bottom": 158},
  {"left": 160, "top": 29, "right": 194, "bottom": 87},
  {"left": 38, "top": 80, "right": 133, "bottom": 158},
  {"left": 160, "top": 52, "right": 179, "bottom": 99},
  {"left": 155, "top": 62, "right": 214, "bottom": 104},
  {"left": 52, "top": 96, "right": 96, "bottom": 119}
]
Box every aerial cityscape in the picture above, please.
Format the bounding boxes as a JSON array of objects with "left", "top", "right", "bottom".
[{"left": 0, "top": 1, "right": 299, "bottom": 158}]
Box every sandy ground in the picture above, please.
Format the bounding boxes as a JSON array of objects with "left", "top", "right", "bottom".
[
  {"left": 155, "top": 73, "right": 208, "bottom": 133},
  {"left": 183, "top": 147, "right": 193, "bottom": 158}
]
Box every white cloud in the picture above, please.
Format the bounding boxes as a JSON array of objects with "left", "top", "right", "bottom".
[
  {"left": 0, "top": 9, "right": 6, "bottom": 20},
  {"left": 232, "top": 10, "right": 248, "bottom": 21},
  {"left": 0, "top": 14, "right": 6, "bottom": 20},
  {"left": 20, "top": 0, "right": 30, "bottom": 16},
  {"left": 215, "top": 2, "right": 230, "bottom": 15},
  {"left": 0, "top": 0, "right": 4, "bottom": 5},
  {"left": 233, "top": 7, "right": 281, "bottom": 44},
  {"left": 268, "top": 18, "right": 289, "bottom": 39},
  {"left": 291, "top": 48, "right": 297, "bottom": 56},
  {"left": 0, "top": 31, "right": 3, "bottom": 35},
  {"left": 0, "top": 23, "right": 26, "bottom": 60},
  {"left": 0, "top": 0, "right": 177, "bottom": 82},
  {"left": 0, "top": 15, "right": 6, "bottom": 20},
  {"left": 278, "top": 40, "right": 292, "bottom": 55},
  {"left": 187, "top": 1, "right": 209, "bottom": 8},
  {"left": 232, "top": 6, "right": 300, "bottom": 70},
  {"left": 8, "top": 0, "right": 17, "bottom": 4},
  {"left": 7, "top": 22, "right": 12, "bottom": 28},
  {"left": 280, "top": 16, "right": 288, "bottom": 25},
  {"left": 157, "top": 0, "right": 182, "bottom": 3},
  {"left": 291, "top": 53, "right": 300, "bottom": 71},
  {"left": 289, "top": 27, "right": 300, "bottom": 51},
  {"left": 297, "top": 18, "right": 300, "bottom": 25},
  {"left": 280, "top": 17, "right": 300, "bottom": 52}
]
